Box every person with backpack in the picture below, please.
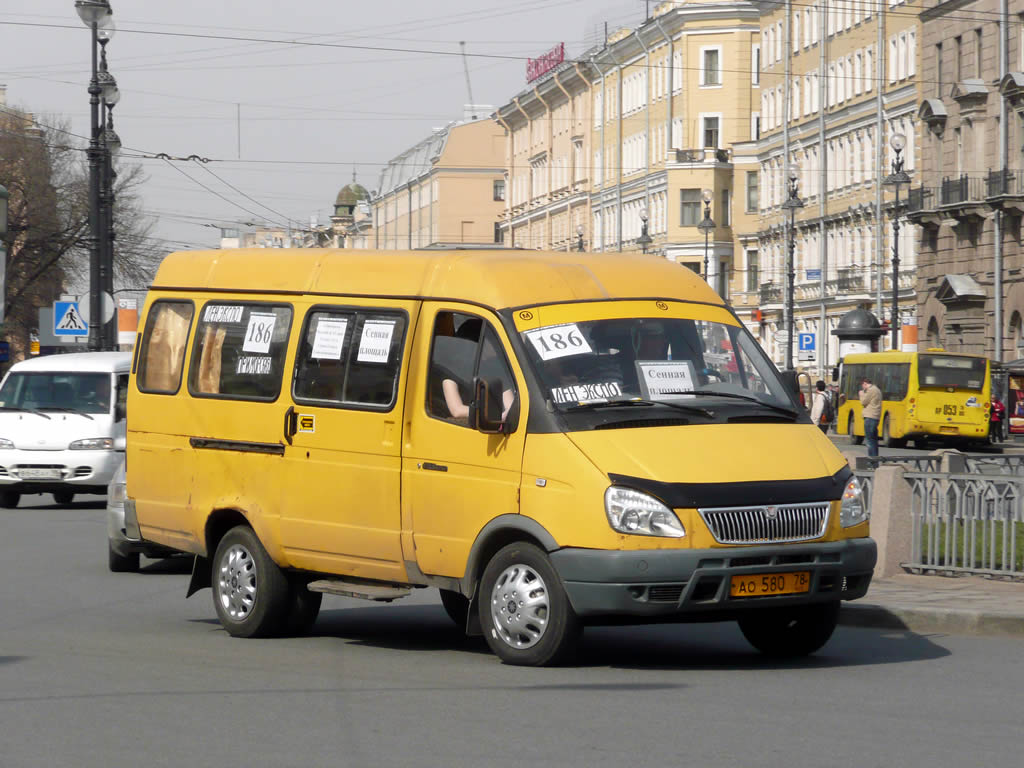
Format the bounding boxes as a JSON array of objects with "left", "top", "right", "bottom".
[{"left": 810, "top": 379, "right": 833, "bottom": 435}]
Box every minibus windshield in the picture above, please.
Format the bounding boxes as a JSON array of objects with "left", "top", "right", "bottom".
[
  {"left": 918, "top": 354, "right": 987, "bottom": 391},
  {"left": 0, "top": 372, "right": 112, "bottom": 415},
  {"left": 519, "top": 315, "right": 793, "bottom": 414}
]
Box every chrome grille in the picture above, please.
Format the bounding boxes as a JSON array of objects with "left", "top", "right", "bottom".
[{"left": 698, "top": 502, "right": 830, "bottom": 545}]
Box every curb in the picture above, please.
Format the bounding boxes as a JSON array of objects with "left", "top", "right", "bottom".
[{"left": 840, "top": 602, "right": 1024, "bottom": 638}]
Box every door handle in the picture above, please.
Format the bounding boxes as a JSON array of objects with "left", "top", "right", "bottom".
[
  {"left": 421, "top": 462, "right": 448, "bottom": 472},
  {"left": 283, "top": 405, "right": 296, "bottom": 445}
]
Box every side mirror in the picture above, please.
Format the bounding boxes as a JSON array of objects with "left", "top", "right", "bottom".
[
  {"left": 831, "top": 366, "right": 839, "bottom": 383},
  {"left": 779, "top": 369, "right": 801, "bottom": 403},
  {"left": 469, "top": 377, "right": 505, "bottom": 434}
]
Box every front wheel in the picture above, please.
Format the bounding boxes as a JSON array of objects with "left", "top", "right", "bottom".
[
  {"left": 478, "top": 542, "right": 579, "bottom": 666},
  {"left": 0, "top": 490, "right": 20, "bottom": 509},
  {"left": 108, "top": 541, "right": 140, "bottom": 573},
  {"left": 211, "top": 525, "right": 290, "bottom": 638},
  {"left": 737, "top": 601, "right": 841, "bottom": 658},
  {"left": 53, "top": 491, "right": 75, "bottom": 505}
]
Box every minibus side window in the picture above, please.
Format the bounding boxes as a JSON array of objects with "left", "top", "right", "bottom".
[
  {"left": 427, "top": 311, "right": 516, "bottom": 427},
  {"left": 292, "top": 309, "right": 406, "bottom": 410},
  {"left": 188, "top": 303, "right": 292, "bottom": 401},
  {"left": 137, "top": 301, "right": 194, "bottom": 394}
]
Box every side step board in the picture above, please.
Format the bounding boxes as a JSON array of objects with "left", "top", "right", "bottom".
[{"left": 306, "top": 579, "right": 411, "bottom": 602}]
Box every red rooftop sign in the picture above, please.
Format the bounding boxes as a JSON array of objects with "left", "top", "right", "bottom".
[{"left": 527, "top": 42, "right": 565, "bottom": 83}]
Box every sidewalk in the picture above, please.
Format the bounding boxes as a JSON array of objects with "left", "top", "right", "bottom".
[{"left": 840, "top": 573, "right": 1024, "bottom": 638}]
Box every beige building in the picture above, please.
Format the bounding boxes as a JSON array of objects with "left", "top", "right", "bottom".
[
  {"left": 754, "top": 1, "right": 921, "bottom": 374},
  {"left": 372, "top": 117, "right": 506, "bottom": 249},
  {"left": 912, "top": 0, "right": 1024, "bottom": 362}
]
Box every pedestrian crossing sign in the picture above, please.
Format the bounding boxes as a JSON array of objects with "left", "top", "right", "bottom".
[{"left": 54, "top": 301, "right": 89, "bottom": 336}]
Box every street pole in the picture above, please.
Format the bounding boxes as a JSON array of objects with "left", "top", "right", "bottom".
[
  {"left": 576, "top": 225, "right": 585, "bottom": 252},
  {"left": 697, "top": 189, "right": 714, "bottom": 283},
  {"left": 884, "top": 133, "right": 910, "bottom": 351},
  {"left": 638, "top": 208, "right": 652, "bottom": 255},
  {"left": 781, "top": 165, "right": 804, "bottom": 372}
]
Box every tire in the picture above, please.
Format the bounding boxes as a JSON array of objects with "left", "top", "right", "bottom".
[
  {"left": 849, "top": 414, "right": 864, "bottom": 445},
  {"left": 911, "top": 436, "right": 928, "bottom": 450},
  {"left": 478, "top": 542, "right": 579, "bottom": 666},
  {"left": 439, "top": 588, "right": 470, "bottom": 629},
  {"left": 53, "top": 491, "right": 74, "bottom": 505},
  {"left": 108, "top": 541, "right": 140, "bottom": 573},
  {"left": 738, "top": 601, "right": 841, "bottom": 658},
  {"left": 211, "top": 525, "right": 290, "bottom": 638},
  {"left": 0, "top": 490, "right": 20, "bottom": 509},
  {"left": 882, "top": 416, "right": 906, "bottom": 449},
  {"left": 283, "top": 577, "right": 322, "bottom": 636}
]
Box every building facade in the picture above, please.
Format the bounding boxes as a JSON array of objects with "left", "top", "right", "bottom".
[
  {"left": 754, "top": 1, "right": 921, "bottom": 374},
  {"left": 913, "top": 0, "right": 1024, "bottom": 363},
  {"left": 372, "top": 117, "right": 506, "bottom": 250}
]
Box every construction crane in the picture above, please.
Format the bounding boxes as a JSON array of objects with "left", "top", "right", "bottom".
[{"left": 460, "top": 41, "right": 477, "bottom": 120}]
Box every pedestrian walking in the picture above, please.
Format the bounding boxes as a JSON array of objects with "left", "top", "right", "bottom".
[
  {"left": 810, "top": 380, "right": 832, "bottom": 435},
  {"left": 859, "top": 377, "right": 882, "bottom": 458},
  {"left": 990, "top": 396, "right": 1006, "bottom": 444}
]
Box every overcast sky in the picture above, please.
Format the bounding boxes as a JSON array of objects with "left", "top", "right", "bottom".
[{"left": 2, "top": 0, "right": 645, "bottom": 257}]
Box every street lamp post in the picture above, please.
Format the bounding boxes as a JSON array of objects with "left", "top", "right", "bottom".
[
  {"left": 781, "top": 165, "right": 804, "bottom": 371},
  {"left": 98, "top": 23, "right": 121, "bottom": 349},
  {"left": 883, "top": 133, "right": 910, "bottom": 351},
  {"left": 576, "top": 224, "right": 585, "bottom": 252},
  {"left": 637, "top": 208, "right": 652, "bottom": 254},
  {"left": 75, "top": 0, "right": 114, "bottom": 350},
  {"left": 0, "top": 183, "right": 8, "bottom": 327},
  {"left": 697, "top": 188, "right": 714, "bottom": 282}
]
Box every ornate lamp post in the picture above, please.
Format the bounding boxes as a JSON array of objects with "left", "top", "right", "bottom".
[
  {"left": 576, "top": 224, "right": 585, "bottom": 252},
  {"left": 98, "top": 21, "right": 121, "bottom": 349},
  {"left": 0, "top": 183, "right": 8, "bottom": 326},
  {"left": 883, "top": 133, "right": 910, "bottom": 351},
  {"left": 75, "top": 0, "right": 114, "bottom": 350},
  {"left": 637, "top": 208, "right": 652, "bottom": 254},
  {"left": 697, "top": 188, "right": 714, "bottom": 281},
  {"left": 781, "top": 164, "right": 804, "bottom": 371}
]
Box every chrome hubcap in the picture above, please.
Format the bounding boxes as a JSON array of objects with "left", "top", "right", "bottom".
[
  {"left": 490, "top": 563, "right": 549, "bottom": 649},
  {"left": 217, "top": 544, "right": 256, "bottom": 621}
]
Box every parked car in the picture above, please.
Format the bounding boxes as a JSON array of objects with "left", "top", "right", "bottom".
[
  {"left": 0, "top": 352, "right": 130, "bottom": 508},
  {"left": 107, "top": 460, "right": 176, "bottom": 572}
]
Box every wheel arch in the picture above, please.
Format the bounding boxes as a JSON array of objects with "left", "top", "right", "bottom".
[{"left": 460, "top": 515, "right": 559, "bottom": 599}]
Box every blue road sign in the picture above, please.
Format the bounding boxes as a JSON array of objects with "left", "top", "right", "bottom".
[
  {"left": 54, "top": 301, "right": 89, "bottom": 336},
  {"left": 798, "top": 332, "right": 815, "bottom": 352}
]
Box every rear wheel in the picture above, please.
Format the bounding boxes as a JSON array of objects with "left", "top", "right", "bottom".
[
  {"left": 108, "top": 541, "right": 140, "bottom": 573},
  {"left": 883, "top": 416, "right": 906, "bottom": 449},
  {"left": 738, "top": 601, "right": 841, "bottom": 658},
  {"left": 849, "top": 414, "right": 864, "bottom": 445},
  {"left": 478, "top": 542, "right": 579, "bottom": 666},
  {"left": 439, "top": 589, "right": 470, "bottom": 629},
  {"left": 211, "top": 525, "right": 290, "bottom": 638},
  {"left": 53, "top": 491, "right": 74, "bottom": 505},
  {"left": 0, "top": 490, "right": 20, "bottom": 509}
]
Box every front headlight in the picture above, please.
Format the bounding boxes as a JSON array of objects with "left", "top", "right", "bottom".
[
  {"left": 840, "top": 476, "right": 869, "bottom": 528},
  {"left": 604, "top": 486, "right": 685, "bottom": 538},
  {"left": 0, "top": 438, "right": 14, "bottom": 449},
  {"left": 69, "top": 438, "right": 113, "bottom": 450}
]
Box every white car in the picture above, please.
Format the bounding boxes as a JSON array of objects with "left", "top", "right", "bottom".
[
  {"left": 107, "top": 460, "right": 176, "bottom": 572},
  {"left": 0, "top": 352, "right": 131, "bottom": 508}
]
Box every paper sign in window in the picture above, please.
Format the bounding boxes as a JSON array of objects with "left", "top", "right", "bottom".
[
  {"left": 549, "top": 381, "right": 623, "bottom": 404},
  {"left": 636, "top": 360, "right": 696, "bottom": 400},
  {"left": 204, "top": 305, "right": 244, "bottom": 323},
  {"left": 357, "top": 319, "right": 396, "bottom": 363},
  {"left": 311, "top": 318, "right": 348, "bottom": 360},
  {"left": 525, "top": 323, "right": 593, "bottom": 360},
  {"left": 242, "top": 312, "right": 277, "bottom": 354}
]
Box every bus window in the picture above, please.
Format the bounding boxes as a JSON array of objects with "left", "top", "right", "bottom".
[{"left": 918, "top": 354, "right": 986, "bottom": 391}]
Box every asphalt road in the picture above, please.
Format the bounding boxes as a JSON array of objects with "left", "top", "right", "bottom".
[{"left": 2, "top": 494, "right": 1023, "bottom": 768}]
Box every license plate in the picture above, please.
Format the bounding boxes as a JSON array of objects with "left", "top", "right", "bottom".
[
  {"left": 939, "top": 426, "right": 958, "bottom": 434},
  {"left": 730, "top": 571, "right": 811, "bottom": 598},
  {"left": 19, "top": 468, "right": 62, "bottom": 480}
]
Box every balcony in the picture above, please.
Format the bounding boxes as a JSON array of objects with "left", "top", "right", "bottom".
[
  {"left": 985, "top": 169, "right": 1024, "bottom": 215},
  {"left": 759, "top": 282, "right": 782, "bottom": 306},
  {"left": 670, "top": 148, "right": 731, "bottom": 166},
  {"left": 938, "top": 175, "right": 988, "bottom": 222}
]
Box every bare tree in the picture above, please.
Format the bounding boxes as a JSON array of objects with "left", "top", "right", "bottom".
[{"left": 1, "top": 110, "right": 157, "bottom": 361}]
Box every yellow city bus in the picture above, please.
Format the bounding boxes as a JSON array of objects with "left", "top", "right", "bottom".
[{"left": 837, "top": 350, "right": 991, "bottom": 448}]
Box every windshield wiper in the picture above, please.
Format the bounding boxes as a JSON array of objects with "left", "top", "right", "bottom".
[
  {"left": 41, "top": 407, "right": 94, "bottom": 420},
  {"left": 563, "top": 398, "right": 714, "bottom": 417},
  {"left": 686, "top": 390, "right": 799, "bottom": 418},
  {"left": 0, "top": 406, "right": 52, "bottom": 419}
]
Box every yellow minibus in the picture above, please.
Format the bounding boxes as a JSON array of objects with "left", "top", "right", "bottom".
[
  {"left": 123, "top": 248, "right": 875, "bottom": 666},
  {"left": 837, "top": 350, "right": 991, "bottom": 448}
]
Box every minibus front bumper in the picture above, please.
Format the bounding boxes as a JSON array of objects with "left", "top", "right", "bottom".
[{"left": 549, "top": 538, "right": 876, "bottom": 620}]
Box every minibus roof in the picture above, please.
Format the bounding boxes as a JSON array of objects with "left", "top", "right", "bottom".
[
  {"left": 7, "top": 351, "right": 131, "bottom": 374},
  {"left": 151, "top": 249, "right": 725, "bottom": 311}
]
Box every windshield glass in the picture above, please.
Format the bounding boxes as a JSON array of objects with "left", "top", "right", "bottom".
[
  {"left": 918, "top": 354, "right": 987, "bottom": 391},
  {"left": 0, "top": 372, "right": 112, "bottom": 414},
  {"left": 519, "top": 314, "right": 793, "bottom": 412}
]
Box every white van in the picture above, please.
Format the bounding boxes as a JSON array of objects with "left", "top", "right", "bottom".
[{"left": 0, "top": 352, "right": 131, "bottom": 508}]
